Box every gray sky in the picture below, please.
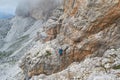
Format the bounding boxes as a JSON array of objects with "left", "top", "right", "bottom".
[{"left": 0, "top": 0, "right": 20, "bottom": 14}]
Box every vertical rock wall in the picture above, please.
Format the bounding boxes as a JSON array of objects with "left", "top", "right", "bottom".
[{"left": 19, "top": 0, "right": 120, "bottom": 79}]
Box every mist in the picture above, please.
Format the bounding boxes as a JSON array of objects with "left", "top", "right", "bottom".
[
  {"left": 0, "top": 0, "right": 20, "bottom": 15},
  {"left": 15, "top": 0, "right": 63, "bottom": 19}
]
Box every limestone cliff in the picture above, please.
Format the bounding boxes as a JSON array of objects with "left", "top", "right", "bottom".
[
  {"left": 19, "top": 0, "right": 120, "bottom": 80},
  {"left": 1, "top": 0, "right": 120, "bottom": 80}
]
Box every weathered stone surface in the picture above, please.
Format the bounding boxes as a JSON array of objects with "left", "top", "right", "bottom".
[
  {"left": 31, "top": 48, "right": 120, "bottom": 80},
  {"left": 19, "top": 0, "right": 120, "bottom": 79},
  {"left": 45, "top": 21, "right": 61, "bottom": 41}
]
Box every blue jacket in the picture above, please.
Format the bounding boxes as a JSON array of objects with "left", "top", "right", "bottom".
[{"left": 58, "top": 49, "right": 63, "bottom": 56}]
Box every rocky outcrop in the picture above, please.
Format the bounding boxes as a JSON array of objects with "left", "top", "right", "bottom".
[
  {"left": 32, "top": 48, "right": 120, "bottom": 80},
  {"left": 18, "top": 0, "right": 120, "bottom": 79}
]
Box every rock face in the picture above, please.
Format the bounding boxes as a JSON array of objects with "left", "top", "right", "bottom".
[
  {"left": 1, "top": 0, "right": 120, "bottom": 80},
  {"left": 0, "top": 1, "right": 64, "bottom": 79},
  {"left": 19, "top": 0, "right": 120, "bottom": 79},
  {"left": 32, "top": 48, "right": 120, "bottom": 80}
]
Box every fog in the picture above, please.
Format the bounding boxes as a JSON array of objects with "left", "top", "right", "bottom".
[{"left": 15, "top": 0, "right": 63, "bottom": 18}]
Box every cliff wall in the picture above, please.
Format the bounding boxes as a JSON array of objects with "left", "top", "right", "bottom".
[{"left": 19, "top": 0, "right": 120, "bottom": 79}]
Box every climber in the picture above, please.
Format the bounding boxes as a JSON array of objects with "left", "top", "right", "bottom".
[
  {"left": 58, "top": 46, "right": 69, "bottom": 56},
  {"left": 58, "top": 48, "right": 63, "bottom": 56}
]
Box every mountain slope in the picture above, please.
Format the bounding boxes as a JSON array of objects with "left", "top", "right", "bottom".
[
  {"left": 0, "top": 0, "right": 120, "bottom": 80},
  {"left": 19, "top": 0, "right": 120, "bottom": 79}
]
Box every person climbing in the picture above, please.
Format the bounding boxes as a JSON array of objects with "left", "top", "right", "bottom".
[
  {"left": 58, "top": 48, "right": 63, "bottom": 56},
  {"left": 58, "top": 46, "right": 69, "bottom": 56}
]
